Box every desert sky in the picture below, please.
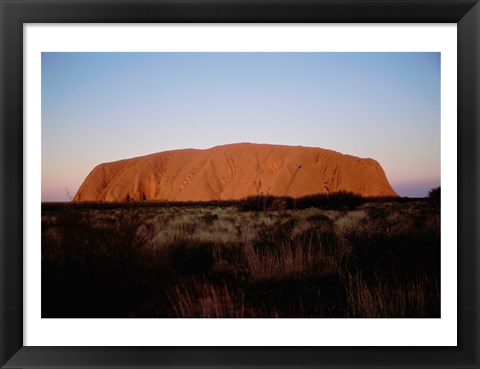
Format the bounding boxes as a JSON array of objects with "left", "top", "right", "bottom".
[{"left": 42, "top": 52, "right": 440, "bottom": 201}]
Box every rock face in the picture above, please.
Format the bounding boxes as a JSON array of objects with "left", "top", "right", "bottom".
[{"left": 73, "top": 143, "right": 398, "bottom": 202}]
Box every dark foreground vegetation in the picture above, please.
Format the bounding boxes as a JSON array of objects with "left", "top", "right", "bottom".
[{"left": 42, "top": 191, "right": 440, "bottom": 318}]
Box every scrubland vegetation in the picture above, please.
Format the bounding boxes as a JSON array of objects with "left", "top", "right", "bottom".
[{"left": 42, "top": 191, "right": 440, "bottom": 318}]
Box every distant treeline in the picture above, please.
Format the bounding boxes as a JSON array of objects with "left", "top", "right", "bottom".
[
  {"left": 241, "top": 188, "right": 441, "bottom": 211},
  {"left": 42, "top": 188, "right": 439, "bottom": 212}
]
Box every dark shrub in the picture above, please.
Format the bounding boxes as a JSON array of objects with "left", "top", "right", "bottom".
[
  {"left": 295, "top": 228, "right": 338, "bottom": 255},
  {"left": 296, "top": 191, "right": 364, "bottom": 210},
  {"left": 169, "top": 240, "right": 215, "bottom": 274},
  {"left": 239, "top": 192, "right": 364, "bottom": 211},
  {"left": 345, "top": 219, "right": 440, "bottom": 282},
  {"left": 245, "top": 274, "right": 346, "bottom": 317},
  {"left": 42, "top": 208, "right": 156, "bottom": 317},
  {"left": 307, "top": 214, "right": 331, "bottom": 223},
  {"left": 365, "top": 205, "right": 389, "bottom": 220},
  {"left": 428, "top": 187, "right": 441, "bottom": 207},
  {"left": 201, "top": 213, "right": 219, "bottom": 225},
  {"left": 238, "top": 195, "right": 295, "bottom": 211},
  {"left": 252, "top": 218, "right": 297, "bottom": 252}
]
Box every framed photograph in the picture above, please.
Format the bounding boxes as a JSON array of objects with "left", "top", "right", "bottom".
[{"left": 1, "top": 0, "right": 479, "bottom": 368}]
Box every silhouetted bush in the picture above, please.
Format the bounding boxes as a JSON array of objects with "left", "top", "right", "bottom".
[
  {"left": 238, "top": 195, "right": 294, "bottom": 211},
  {"left": 345, "top": 218, "right": 440, "bottom": 282},
  {"left": 296, "top": 191, "right": 364, "bottom": 209},
  {"left": 239, "top": 192, "right": 364, "bottom": 211},
  {"left": 294, "top": 225, "right": 338, "bottom": 257},
  {"left": 252, "top": 218, "right": 297, "bottom": 252},
  {"left": 428, "top": 187, "right": 441, "bottom": 207},
  {"left": 169, "top": 240, "right": 215, "bottom": 274},
  {"left": 41, "top": 208, "right": 161, "bottom": 317},
  {"left": 245, "top": 273, "right": 346, "bottom": 317},
  {"left": 201, "top": 213, "right": 218, "bottom": 225}
]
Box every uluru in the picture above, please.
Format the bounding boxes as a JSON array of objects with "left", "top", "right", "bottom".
[{"left": 73, "top": 143, "right": 398, "bottom": 202}]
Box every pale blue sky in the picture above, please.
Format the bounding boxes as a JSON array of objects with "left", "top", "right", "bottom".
[{"left": 42, "top": 52, "right": 440, "bottom": 201}]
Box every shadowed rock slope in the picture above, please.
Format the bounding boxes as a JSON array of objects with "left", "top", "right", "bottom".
[{"left": 73, "top": 143, "right": 398, "bottom": 202}]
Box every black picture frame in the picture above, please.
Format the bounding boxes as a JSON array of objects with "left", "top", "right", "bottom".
[{"left": 1, "top": 0, "right": 479, "bottom": 368}]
